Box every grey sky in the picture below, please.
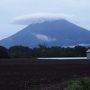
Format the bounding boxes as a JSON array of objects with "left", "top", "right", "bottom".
[{"left": 0, "top": 0, "right": 90, "bottom": 39}]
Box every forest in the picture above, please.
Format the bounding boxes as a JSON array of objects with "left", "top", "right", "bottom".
[{"left": 0, "top": 45, "right": 87, "bottom": 58}]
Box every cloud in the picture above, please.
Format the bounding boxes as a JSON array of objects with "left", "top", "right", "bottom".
[
  {"left": 11, "top": 13, "right": 74, "bottom": 25},
  {"left": 33, "top": 33, "right": 56, "bottom": 42}
]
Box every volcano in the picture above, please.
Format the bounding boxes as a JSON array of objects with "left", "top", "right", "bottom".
[{"left": 0, "top": 19, "right": 90, "bottom": 47}]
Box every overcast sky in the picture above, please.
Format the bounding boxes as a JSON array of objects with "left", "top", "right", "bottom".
[{"left": 0, "top": 0, "right": 90, "bottom": 39}]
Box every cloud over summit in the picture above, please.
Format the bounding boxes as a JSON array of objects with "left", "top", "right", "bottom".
[{"left": 12, "top": 13, "right": 73, "bottom": 25}]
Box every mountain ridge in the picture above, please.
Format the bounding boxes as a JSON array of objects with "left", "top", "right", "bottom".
[{"left": 0, "top": 19, "right": 90, "bottom": 47}]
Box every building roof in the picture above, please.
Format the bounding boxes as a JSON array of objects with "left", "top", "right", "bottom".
[{"left": 87, "top": 49, "right": 90, "bottom": 53}]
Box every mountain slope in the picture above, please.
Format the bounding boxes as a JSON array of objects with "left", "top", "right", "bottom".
[{"left": 0, "top": 19, "right": 90, "bottom": 47}]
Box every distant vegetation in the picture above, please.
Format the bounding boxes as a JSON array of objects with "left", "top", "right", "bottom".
[
  {"left": 0, "top": 45, "right": 87, "bottom": 58},
  {"left": 0, "top": 46, "right": 10, "bottom": 58}
]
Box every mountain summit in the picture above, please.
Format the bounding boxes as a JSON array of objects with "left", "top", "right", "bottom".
[{"left": 0, "top": 19, "right": 90, "bottom": 47}]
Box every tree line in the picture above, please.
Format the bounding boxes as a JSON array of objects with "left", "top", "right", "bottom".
[{"left": 0, "top": 45, "right": 87, "bottom": 58}]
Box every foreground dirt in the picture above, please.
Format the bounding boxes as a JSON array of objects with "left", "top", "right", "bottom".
[{"left": 0, "top": 59, "right": 90, "bottom": 90}]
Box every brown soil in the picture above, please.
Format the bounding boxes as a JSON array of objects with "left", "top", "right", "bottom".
[{"left": 0, "top": 59, "right": 89, "bottom": 90}]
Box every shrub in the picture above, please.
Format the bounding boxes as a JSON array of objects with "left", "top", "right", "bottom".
[{"left": 64, "top": 77, "right": 90, "bottom": 90}]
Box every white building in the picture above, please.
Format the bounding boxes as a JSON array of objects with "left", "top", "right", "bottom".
[{"left": 86, "top": 49, "right": 90, "bottom": 59}]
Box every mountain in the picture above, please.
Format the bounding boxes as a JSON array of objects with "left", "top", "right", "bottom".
[{"left": 0, "top": 19, "right": 90, "bottom": 47}]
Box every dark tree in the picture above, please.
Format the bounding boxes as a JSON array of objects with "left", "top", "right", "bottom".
[
  {"left": 32, "top": 44, "right": 48, "bottom": 57},
  {"left": 32, "top": 45, "right": 87, "bottom": 57},
  {"left": 74, "top": 46, "right": 87, "bottom": 57},
  {"left": 0, "top": 46, "right": 10, "bottom": 58},
  {"left": 9, "top": 46, "right": 33, "bottom": 58},
  {"left": 8, "top": 45, "right": 87, "bottom": 58}
]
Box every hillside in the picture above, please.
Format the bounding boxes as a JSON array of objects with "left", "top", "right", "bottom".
[{"left": 0, "top": 19, "right": 90, "bottom": 47}]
